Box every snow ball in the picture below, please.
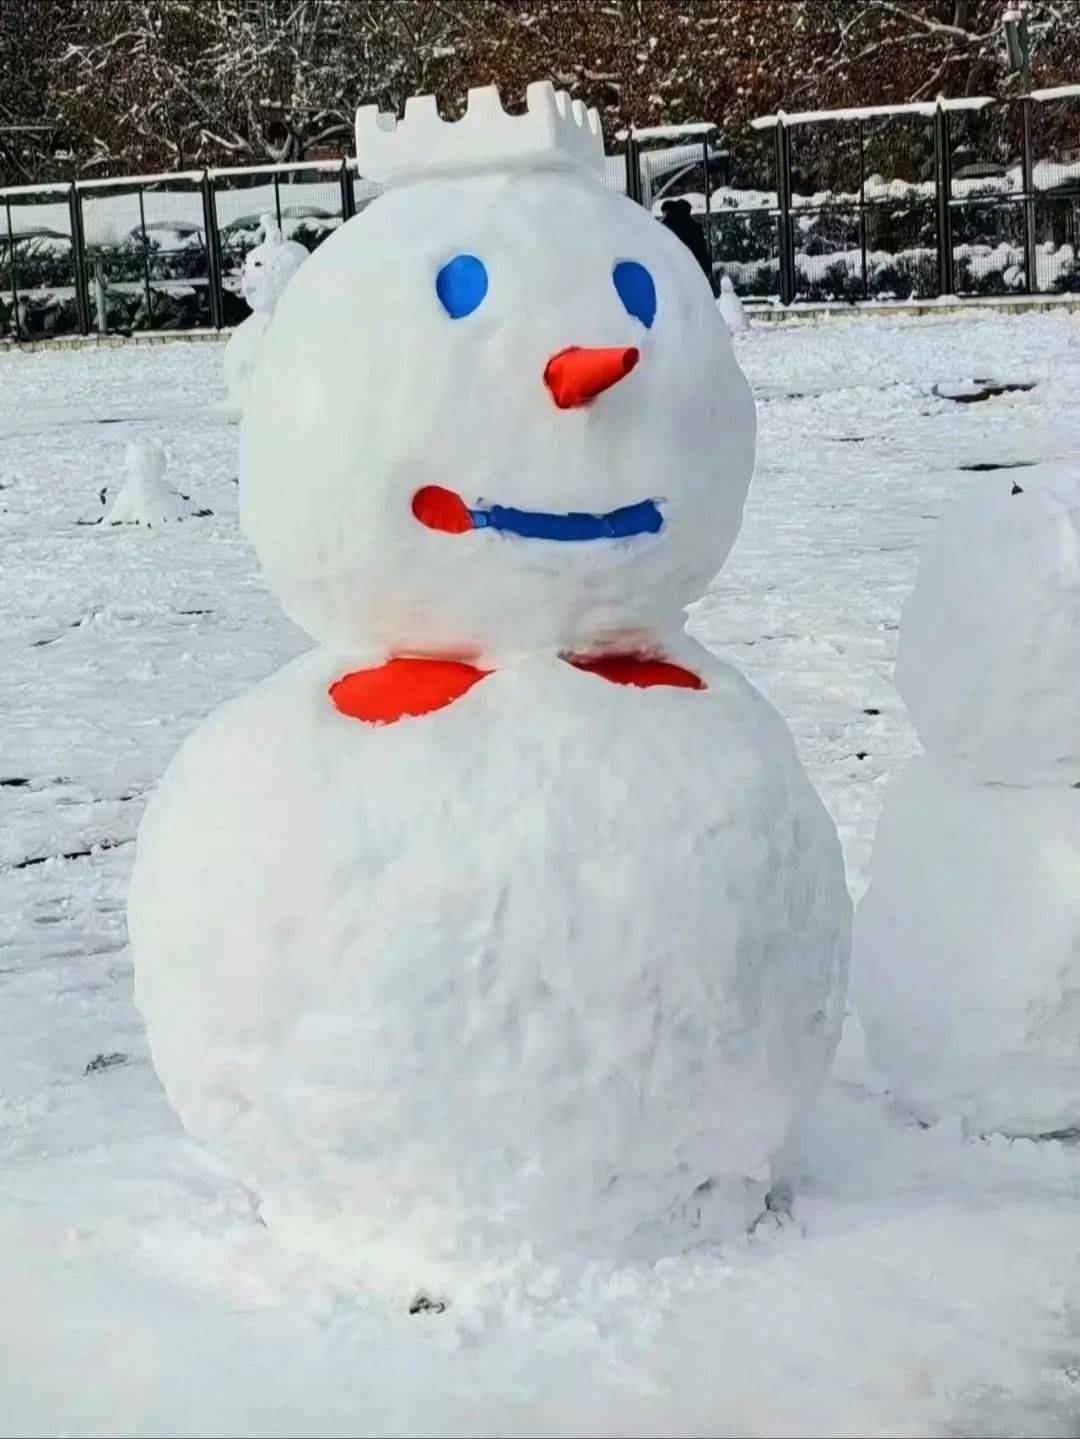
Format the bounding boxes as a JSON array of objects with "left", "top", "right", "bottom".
[
  {"left": 856, "top": 754, "right": 1080, "bottom": 1136},
  {"left": 894, "top": 464, "right": 1080, "bottom": 782}
]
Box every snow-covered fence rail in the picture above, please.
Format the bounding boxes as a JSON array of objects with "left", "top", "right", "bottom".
[
  {"left": 2, "top": 89, "right": 1079, "bottom": 339},
  {"left": 692, "top": 90, "right": 1080, "bottom": 304},
  {"left": 621, "top": 92, "right": 1080, "bottom": 305},
  {"left": 0, "top": 153, "right": 625, "bottom": 342},
  {"left": 0, "top": 160, "right": 383, "bottom": 341}
]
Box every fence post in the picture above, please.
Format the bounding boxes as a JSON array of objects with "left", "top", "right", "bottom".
[
  {"left": 858, "top": 117, "right": 869, "bottom": 300},
  {"left": 701, "top": 132, "right": 716, "bottom": 292},
  {"left": 1020, "top": 97, "right": 1038, "bottom": 294},
  {"left": 4, "top": 197, "right": 20, "bottom": 339},
  {"left": 340, "top": 160, "right": 355, "bottom": 222},
  {"left": 934, "top": 102, "right": 954, "bottom": 297},
  {"left": 774, "top": 115, "right": 795, "bottom": 305},
  {"left": 200, "top": 173, "right": 225, "bottom": 330},
  {"left": 68, "top": 185, "right": 91, "bottom": 336},
  {"left": 135, "top": 185, "right": 154, "bottom": 329},
  {"left": 624, "top": 131, "right": 642, "bottom": 205}
]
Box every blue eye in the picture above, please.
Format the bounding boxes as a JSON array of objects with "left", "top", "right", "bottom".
[
  {"left": 613, "top": 261, "right": 656, "bottom": 328},
  {"left": 436, "top": 254, "right": 488, "bottom": 318}
]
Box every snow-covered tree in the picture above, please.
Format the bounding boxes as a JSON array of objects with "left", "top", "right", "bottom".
[
  {"left": 3, "top": 0, "right": 1080, "bottom": 185},
  {"left": 0, "top": 1, "right": 79, "bottom": 183}
]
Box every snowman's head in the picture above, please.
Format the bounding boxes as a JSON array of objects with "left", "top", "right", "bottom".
[
  {"left": 895, "top": 468, "right": 1080, "bottom": 780},
  {"left": 124, "top": 437, "right": 166, "bottom": 484},
  {"left": 241, "top": 215, "right": 309, "bottom": 314},
  {"left": 241, "top": 90, "right": 755, "bottom": 660}
]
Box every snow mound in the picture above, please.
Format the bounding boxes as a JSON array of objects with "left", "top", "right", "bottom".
[
  {"left": 103, "top": 440, "right": 207, "bottom": 526},
  {"left": 719, "top": 275, "right": 749, "bottom": 332}
]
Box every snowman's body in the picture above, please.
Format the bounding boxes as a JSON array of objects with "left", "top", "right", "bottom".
[
  {"left": 223, "top": 215, "right": 309, "bottom": 412},
  {"left": 221, "top": 308, "right": 270, "bottom": 412},
  {"left": 131, "top": 84, "right": 850, "bottom": 1287},
  {"left": 856, "top": 470, "right": 1080, "bottom": 1135},
  {"left": 132, "top": 643, "right": 848, "bottom": 1282}
]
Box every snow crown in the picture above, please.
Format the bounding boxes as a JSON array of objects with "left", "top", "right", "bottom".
[{"left": 355, "top": 80, "right": 604, "bottom": 185}]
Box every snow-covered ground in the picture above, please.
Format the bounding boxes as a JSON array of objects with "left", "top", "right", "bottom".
[{"left": 2, "top": 313, "right": 1080, "bottom": 1437}]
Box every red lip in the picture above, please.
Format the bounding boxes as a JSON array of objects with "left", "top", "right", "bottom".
[{"left": 412, "top": 486, "right": 473, "bottom": 533}]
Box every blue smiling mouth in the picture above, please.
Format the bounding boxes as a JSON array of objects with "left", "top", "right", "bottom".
[{"left": 470, "top": 497, "right": 664, "bottom": 542}]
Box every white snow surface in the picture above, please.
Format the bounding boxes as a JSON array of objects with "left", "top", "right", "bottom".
[{"left": 4, "top": 311, "right": 1080, "bottom": 1435}]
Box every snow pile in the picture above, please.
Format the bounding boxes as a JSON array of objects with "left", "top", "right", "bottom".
[
  {"left": 223, "top": 214, "right": 310, "bottom": 411},
  {"left": 131, "top": 96, "right": 850, "bottom": 1298},
  {"left": 856, "top": 468, "right": 1080, "bottom": 1135},
  {"left": 103, "top": 440, "right": 206, "bottom": 526},
  {"left": 719, "top": 274, "right": 748, "bottom": 331}
]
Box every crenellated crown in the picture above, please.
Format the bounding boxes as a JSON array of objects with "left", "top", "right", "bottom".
[{"left": 355, "top": 80, "right": 604, "bottom": 186}]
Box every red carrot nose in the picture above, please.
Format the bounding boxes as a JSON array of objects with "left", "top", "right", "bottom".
[{"left": 544, "top": 345, "right": 639, "bottom": 409}]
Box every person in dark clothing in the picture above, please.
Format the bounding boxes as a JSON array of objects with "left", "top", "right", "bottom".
[{"left": 660, "top": 198, "right": 711, "bottom": 279}]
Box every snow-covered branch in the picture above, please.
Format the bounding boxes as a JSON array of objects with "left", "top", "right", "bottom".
[{"left": 4, "top": 0, "right": 1080, "bottom": 186}]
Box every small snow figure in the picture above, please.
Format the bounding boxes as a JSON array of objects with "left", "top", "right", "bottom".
[
  {"left": 103, "top": 440, "right": 207, "bottom": 526},
  {"left": 855, "top": 468, "right": 1080, "bottom": 1137},
  {"left": 222, "top": 214, "right": 309, "bottom": 413},
  {"left": 130, "top": 81, "right": 850, "bottom": 1297},
  {"left": 719, "top": 275, "right": 748, "bottom": 333}
]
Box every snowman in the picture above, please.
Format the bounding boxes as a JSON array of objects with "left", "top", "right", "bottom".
[
  {"left": 855, "top": 469, "right": 1080, "bottom": 1136},
  {"left": 99, "top": 439, "right": 207, "bottom": 526},
  {"left": 222, "top": 213, "right": 309, "bottom": 412},
  {"left": 130, "top": 82, "right": 850, "bottom": 1296},
  {"left": 718, "top": 275, "right": 748, "bottom": 334}
]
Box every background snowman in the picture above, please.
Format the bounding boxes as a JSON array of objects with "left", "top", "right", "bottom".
[
  {"left": 856, "top": 467, "right": 1080, "bottom": 1137},
  {"left": 222, "top": 213, "right": 309, "bottom": 412},
  {"left": 130, "top": 81, "right": 850, "bottom": 1301}
]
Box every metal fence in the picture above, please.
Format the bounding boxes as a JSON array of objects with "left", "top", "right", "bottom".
[
  {"left": 2, "top": 88, "right": 1079, "bottom": 339},
  {"left": 0, "top": 159, "right": 380, "bottom": 340},
  {"left": 675, "top": 89, "right": 1080, "bottom": 304}
]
